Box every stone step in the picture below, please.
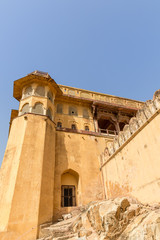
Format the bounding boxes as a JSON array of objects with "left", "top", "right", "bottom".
[
  {"left": 37, "top": 237, "right": 52, "bottom": 240},
  {"left": 49, "top": 216, "right": 79, "bottom": 229},
  {"left": 38, "top": 209, "right": 81, "bottom": 240},
  {"left": 49, "top": 221, "right": 73, "bottom": 228},
  {"left": 58, "top": 219, "right": 63, "bottom": 222},
  {"left": 40, "top": 217, "right": 77, "bottom": 238},
  {"left": 45, "top": 237, "right": 52, "bottom": 240},
  {"left": 52, "top": 233, "right": 78, "bottom": 240},
  {"left": 62, "top": 213, "right": 72, "bottom": 221},
  {"left": 40, "top": 226, "right": 74, "bottom": 238},
  {"left": 39, "top": 222, "right": 53, "bottom": 233},
  {"left": 52, "top": 231, "right": 74, "bottom": 238}
]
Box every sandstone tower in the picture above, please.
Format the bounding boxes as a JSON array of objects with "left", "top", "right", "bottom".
[{"left": 0, "top": 71, "right": 62, "bottom": 239}]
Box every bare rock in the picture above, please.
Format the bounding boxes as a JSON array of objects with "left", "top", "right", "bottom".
[{"left": 37, "top": 197, "right": 160, "bottom": 240}]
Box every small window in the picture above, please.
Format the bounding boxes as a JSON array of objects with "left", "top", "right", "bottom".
[
  {"left": 21, "top": 103, "right": 29, "bottom": 115},
  {"left": 71, "top": 124, "right": 76, "bottom": 130},
  {"left": 32, "top": 103, "right": 44, "bottom": 115},
  {"left": 57, "top": 104, "right": 63, "bottom": 114},
  {"left": 85, "top": 126, "right": 89, "bottom": 131},
  {"left": 47, "top": 91, "right": 53, "bottom": 102},
  {"left": 57, "top": 122, "right": 62, "bottom": 128},
  {"left": 69, "top": 106, "right": 78, "bottom": 116},
  {"left": 83, "top": 109, "right": 89, "bottom": 119},
  {"left": 61, "top": 185, "right": 76, "bottom": 207},
  {"left": 24, "top": 86, "right": 32, "bottom": 98},
  {"left": 35, "top": 86, "right": 45, "bottom": 97}
]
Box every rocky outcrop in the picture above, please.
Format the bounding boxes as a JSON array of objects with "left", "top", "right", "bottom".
[{"left": 37, "top": 197, "right": 160, "bottom": 240}]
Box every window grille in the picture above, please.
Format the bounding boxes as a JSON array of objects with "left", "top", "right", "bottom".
[
  {"left": 24, "top": 86, "right": 32, "bottom": 98},
  {"left": 35, "top": 86, "right": 45, "bottom": 97},
  {"left": 21, "top": 103, "right": 29, "bottom": 114},
  {"left": 85, "top": 126, "right": 89, "bottom": 131},
  {"left": 32, "top": 103, "right": 44, "bottom": 115},
  {"left": 71, "top": 124, "right": 76, "bottom": 130},
  {"left": 69, "top": 107, "right": 78, "bottom": 116},
  {"left": 57, "top": 122, "right": 62, "bottom": 128},
  {"left": 61, "top": 185, "right": 76, "bottom": 207}
]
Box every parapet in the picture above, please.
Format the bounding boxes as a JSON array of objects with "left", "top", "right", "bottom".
[{"left": 106, "top": 90, "right": 160, "bottom": 157}]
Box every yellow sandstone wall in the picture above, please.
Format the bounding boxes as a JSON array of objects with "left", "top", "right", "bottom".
[
  {"left": 102, "top": 110, "right": 160, "bottom": 204},
  {"left": 0, "top": 114, "right": 55, "bottom": 240},
  {"left": 53, "top": 131, "right": 110, "bottom": 221},
  {"left": 0, "top": 115, "right": 27, "bottom": 232}
]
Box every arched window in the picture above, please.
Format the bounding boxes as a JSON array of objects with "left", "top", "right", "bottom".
[
  {"left": 23, "top": 86, "right": 32, "bottom": 98},
  {"left": 83, "top": 109, "right": 89, "bottom": 119},
  {"left": 47, "top": 91, "right": 53, "bottom": 102},
  {"left": 85, "top": 126, "right": 89, "bottom": 131},
  {"left": 119, "top": 122, "right": 127, "bottom": 131},
  {"left": 32, "top": 103, "right": 44, "bottom": 115},
  {"left": 35, "top": 86, "right": 45, "bottom": 97},
  {"left": 57, "top": 104, "right": 63, "bottom": 114},
  {"left": 71, "top": 124, "right": 76, "bottom": 130},
  {"left": 69, "top": 106, "right": 78, "bottom": 116},
  {"left": 57, "top": 122, "right": 62, "bottom": 128},
  {"left": 21, "top": 103, "right": 29, "bottom": 115},
  {"left": 47, "top": 108, "right": 53, "bottom": 120},
  {"left": 61, "top": 170, "right": 79, "bottom": 207}
]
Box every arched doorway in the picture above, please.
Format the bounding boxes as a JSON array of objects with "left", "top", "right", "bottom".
[{"left": 61, "top": 169, "right": 79, "bottom": 207}]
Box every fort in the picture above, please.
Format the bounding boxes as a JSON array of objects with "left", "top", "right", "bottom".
[{"left": 0, "top": 70, "right": 160, "bottom": 240}]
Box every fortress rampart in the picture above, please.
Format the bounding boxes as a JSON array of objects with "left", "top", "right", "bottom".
[
  {"left": 101, "top": 90, "right": 160, "bottom": 203},
  {"left": 0, "top": 71, "right": 159, "bottom": 240}
]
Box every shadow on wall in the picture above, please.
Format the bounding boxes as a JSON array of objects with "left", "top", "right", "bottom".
[{"left": 53, "top": 116, "right": 82, "bottom": 221}]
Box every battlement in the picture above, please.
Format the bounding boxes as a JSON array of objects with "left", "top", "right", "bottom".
[
  {"left": 102, "top": 89, "right": 160, "bottom": 160},
  {"left": 101, "top": 89, "right": 160, "bottom": 204}
]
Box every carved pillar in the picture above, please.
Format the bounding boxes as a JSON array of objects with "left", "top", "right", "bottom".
[
  {"left": 115, "top": 121, "right": 120, "bottom": 133},
  {"left": 92, "top": 104, "right": 99, "bottom": 132},
  {"left": 94, "top": 119, "right": 99, "bottom": 132}
]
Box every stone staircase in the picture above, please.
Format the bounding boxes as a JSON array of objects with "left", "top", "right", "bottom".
[
  {"left": 37, "top": 207, "right": 86, "bottom": 240},
  {"left": 38, "top": 217, "right": 78, "bottom": 240}
]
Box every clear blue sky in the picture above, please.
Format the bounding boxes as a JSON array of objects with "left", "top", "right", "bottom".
[{"left": 0, "top": 0, "right": 160, "bottom": 165}]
